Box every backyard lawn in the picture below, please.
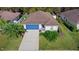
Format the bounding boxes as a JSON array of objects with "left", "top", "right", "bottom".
[
  {"left": 39, "top": 18, "right": 79, "bottom": 50},
  {"left": 0, "top": 32, "right": 22, "bottom": 50}
]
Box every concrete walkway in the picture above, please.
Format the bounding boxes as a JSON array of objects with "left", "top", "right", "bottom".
[{"left": 19, "top": 30, "right": 39, "bottom": 51}]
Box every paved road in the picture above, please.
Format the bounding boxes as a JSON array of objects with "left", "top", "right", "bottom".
[{"left": 19, "top": 30, "right": 39, "bottom": 51}]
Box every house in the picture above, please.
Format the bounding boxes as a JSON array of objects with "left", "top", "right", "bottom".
[
  {"left": 21, "top": 11, "right": 58, "bottom": 31},
  {"left": 0, "top": 11, "right": 21, "bottom": 23},
  {"left": 60, "top": 9, "right": 79, "bottom": 30}
]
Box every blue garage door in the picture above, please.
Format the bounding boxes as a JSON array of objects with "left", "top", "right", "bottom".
[{"left": 26, "top": 24, "right": 39, "bottom": 30}]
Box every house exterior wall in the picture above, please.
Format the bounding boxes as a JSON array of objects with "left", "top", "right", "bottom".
[
  {"left": 53, "top": 25, "right": 58, "bottom": 31},
  {"left": 13, "top": 20, "right": 18, "bottom": 23},
  {"left": 39, "top": 24, "right": 43, "bottom": 30},
  {"left": 53, "top": 15, "right": 56, "bottom": 19},
  {"left": 23, "top": 23, "right": 58, "bottom": 31},
  {"left": 45, "top": 25, "right": 58, "bottom": 31},
  {"left": 23, "top": 24, "right": 27, "bottom": 30},
  {"left": 77, "top": 24, "right": 79, "bottom": 30}
]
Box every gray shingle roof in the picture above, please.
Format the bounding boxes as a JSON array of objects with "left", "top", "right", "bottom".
[
  {"left": 0, "top": 11, "right": 20, "bottom": 21},
  {"left": 61, "top": 9, "right": 79, "bottom": 24},
  {"left": 22, "top": 11, "right": 58, "bottom": 25}
]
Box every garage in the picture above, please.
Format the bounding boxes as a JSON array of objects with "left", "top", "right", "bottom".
[{"left": 26, "top": 24, "right": 39, "bottom": 30}]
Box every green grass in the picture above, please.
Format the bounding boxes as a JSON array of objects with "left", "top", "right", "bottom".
[
  {"left": 39, "top": 18, "right": 78, "bottom": 50},
  {"left": 69, "top": 32, "right": 79, "bottom": 49},
  {"left": 39, "top": 35, "right": 48, "bottom": 50},
  {"left": 0, "top": 32, "right": 22, "bottom": 50},
  {"left": 39, "top": 34, "right": 77, "bottom": 50}
]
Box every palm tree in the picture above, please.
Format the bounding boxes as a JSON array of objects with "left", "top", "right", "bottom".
[{"left": 3, "top": 23, "right": 25, "bottom": 39}]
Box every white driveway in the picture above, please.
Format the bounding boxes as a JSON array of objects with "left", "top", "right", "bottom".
[{"left": 19, "top": 30, "right": 39, "bottom": 51}]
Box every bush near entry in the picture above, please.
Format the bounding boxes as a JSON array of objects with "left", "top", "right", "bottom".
[{"left": 41, "top": 31, "right": 58, "bottom": 41}]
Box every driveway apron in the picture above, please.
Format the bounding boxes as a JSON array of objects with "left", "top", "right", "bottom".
[{"left": 19, "top": 30, "right": 39, "bottom": 51}]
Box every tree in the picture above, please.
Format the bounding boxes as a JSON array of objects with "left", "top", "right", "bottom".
[
  {"left": 29, "top": 7, "right": 37, "bottom": 13},
  {"left": 44, "top": 7, "right": 53, "bottom": 14},
  {"left": 3, "top": 23, "right": 25, "bottom": 39},
  {"left": 52, "top": 7, "right": 61, "bottom": 15}
]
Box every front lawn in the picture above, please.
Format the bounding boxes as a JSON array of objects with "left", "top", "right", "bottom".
[
  {"left": 0, "top": 32, "right": 22, "bottom": 50},
  {"left": 39, "top": 34, "right": 77, "bottom": 50},
  {"left": 39, "top": 17, "right": 79, "bottom": 50}
]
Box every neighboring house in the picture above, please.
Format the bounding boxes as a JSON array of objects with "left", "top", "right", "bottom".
[
  {"left": 0, "top": 11, "right": 21, "bottom": 23},
  {"left": 60, "top": 9, "right": 79, "bottom": 30},
  {"left": 21, "top": 11, "right": 58, "bottom": 31}
]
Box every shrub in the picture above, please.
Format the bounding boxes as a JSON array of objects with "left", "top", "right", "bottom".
[
  {"left": 0, "top": 19, "right": 7, "bottom": 29},
  {"left": 42, "top": 31, "right": 58, "bottom": 41},
  {"left": 3, "top": 23, "right": 25, "bottom": 39}
]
